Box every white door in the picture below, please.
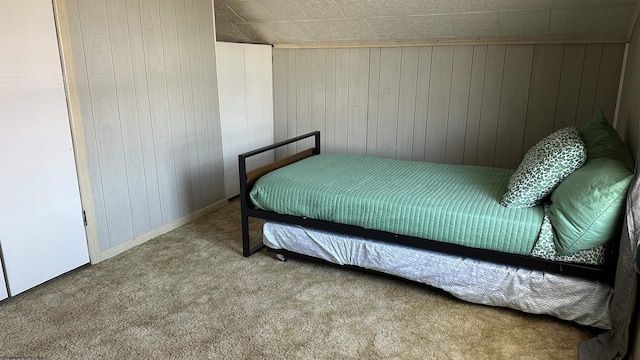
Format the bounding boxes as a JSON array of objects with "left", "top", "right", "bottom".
[{"left": 0, "top": 0, "right": 89, "bottom": 296}]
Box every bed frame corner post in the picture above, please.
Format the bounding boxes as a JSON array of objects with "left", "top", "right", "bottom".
[
  {"left": 239, "top": 153, "right": 251, "bottom": 257},
  {"left": 314, "top": 130, "right": 321, "bottom": 155}
]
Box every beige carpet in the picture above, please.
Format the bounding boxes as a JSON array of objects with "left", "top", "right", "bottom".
[{"left": 0, "top": 199, "right": 597, "bottom": 359}]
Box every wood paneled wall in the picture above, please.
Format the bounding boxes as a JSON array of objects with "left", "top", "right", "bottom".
[
  {"left": 273, "top": 43, "right": 625, "bottom": 169},
  {"left": 61, "top": 0, "right": 225, "bottom": 252}
]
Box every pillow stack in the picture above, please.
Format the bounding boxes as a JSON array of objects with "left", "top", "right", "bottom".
[
  {"left": 501, "top": 111, "right": 634, "bottom": 256},
  {"left": 549, "top": 111, "right": 634, "bottom": 255}
]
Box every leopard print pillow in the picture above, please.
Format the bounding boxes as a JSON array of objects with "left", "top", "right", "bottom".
[{"left": 501, "top": 126, "right": 587, "bottom": 208}]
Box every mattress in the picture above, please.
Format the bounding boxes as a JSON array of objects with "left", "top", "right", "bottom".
[
  {"left": 251, "top": 154, "right": 544, "bottom": 255},
  {"left": 263, "top": 221, "right": 613, "bottom": 329}
]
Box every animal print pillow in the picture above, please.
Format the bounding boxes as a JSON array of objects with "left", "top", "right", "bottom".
[{"left": 500, "top": 126, "right": 587, "bottom": 208}]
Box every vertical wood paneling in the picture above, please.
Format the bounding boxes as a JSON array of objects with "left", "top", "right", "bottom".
[
  {"left": 347, "top": 48, "right": 370, "bottom": 155},
  {"left": 523, "top": 44, "right": 563, "bottom": 152},
  {"left": 78, "top": 0, "right": 134, "bottom": 249},
  {"left": 396, "top": 47, "right": 419, "bottom": 160},
  {"left": 366, "top": 48, "right": 381, "bottom": 156},
  {"left": 140, "top": 0, "right": 180, "bottom": 224},
  {"left": 286, "top": 50, "right": 297, "bottom": 155},
  {"left": 198, "top": 0, "right": 225, "bottom": 203},
  {"left": 65, "top": 0, "right": 111, "bottom": 248},
  {"left": 576, "top": 44, "right": 603, "bottom": 127},
  {"left": 185, "top": 0, "right": 212, "bottom": 207},
  {"left": 426, "top": 46, "right": 454, "bottom": 163},
  {"left": 159, "top": 0, "right": 191, "bottom": 217},
  {"left": 463, "top": 45, "right": 487, "bottom": 165},
  {"left": 476, "top": 45, "right": 505, "bottom": 167},
  {"left": 494, "top": 45, "right": 534, "bottom": 169},
  {"left": 412, "top": 47, "right": 432, "bottom": 161},
  {"left": 273, "top": 42, "right": 624, "bottom": 169},
  {"left": 273, "top": 49, "right": 288, "bottom": 159},
  {"left": 554, "top": 44, "right": 585, "bottom": 130},
  {"left": 310, "top": 49, "right": 326, "bottom": 152},
  {"left": 296, "top": 49, "right": 312, "bottom": 151},
  {"left": 335, "top": 49, "right": 350, "bottom": 154},
  {"left": 377, "top": 48, "right": 402, "bottom": 158},
  {"left": 446, "top": 46, "right": 473, "bottom": 165},
  {"left": 175, "top": 0, "right": 201, "bottom": 211},
  {"left": 64, "top": 0, "right": 224, "bottom": 252},
  {"left": 593, "top": 43, "right": 625, "bottom": 121},
  {"left": 106, "top": 0, "right": 150, "bottom": 237},
  {"left": 325, "top": 49, "right": 336, "bottom": 154}
]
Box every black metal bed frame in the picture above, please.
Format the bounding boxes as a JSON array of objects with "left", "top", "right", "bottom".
[{"left": 239, "top": 131, "right": 616, "bottom": 284}]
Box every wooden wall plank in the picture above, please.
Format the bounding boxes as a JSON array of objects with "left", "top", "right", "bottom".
[
  {"left": 576, "top": 44, "right": 603, "bottom": 127},
  {"left": 325, "top": 49, "right": 336, "bottom": 154},
  {"left": 106, "top": 0, "right": 150, "bottom": 237},
  {"left": 159, "top": 0, "right": 192, "bottom": 218},
  {"left": 412, "top": 46, "right": 432, "bottom": 161},
  {"left": 335, "top": 49, "right": 350, "bottom": 154},
  {"left": 554, "top": 44, "right": 585, "bottom": 130},
  {"left": 272, "top": 49, "right": 288, "bottom": 159},
  {"left": 593, "top": 43, "right": 625, "bottom": 122},
  {"left": 494, "top": 45, "right": 534, "bottom": 169},
  {"left": 64, "top": 0, "right": 111, "bottom": 249},
  {"left": 396, "top": 47, "right": 419, "bottom": 160},
  {"left": 426, "top": 46, "right": 454, "bottom": 163},
  {"left": 185, "top": 0, "right": 213, "bottom": 205},
  {"left": 310, "top": 48, "right": 326, "bottom": 152},
  {"left": 446, "top": 45, "right": 473, "bottom": 165},
  {"left": 463, "top": 45, "right": 486, "bottom": 165},
  {"left": 366, "top": 48, "right": 381, "bottom": 156},
  {"left": 286, "top": 50, "right": 297, "bottom": 155},
  {"left": 377, "top": 47, "right": 402, "bottom": 158},
  {"left": 476, "top": 45, "right": 505, "bottom": 167},
  {"left": 175, "top": 0, "right": 202, "bottom": 210},
  {"left": 347, "top": 48, "right": 370, "bottom": 155},
  {"left": 139, "top": 0, "right": 180, "bottom": 223},
  {"left": 78, "top": 0, "right": 134, "bottom": 248},
  {"left": 296, "top": 49, "right": 312, "bottom": 151},
  {"left": 523, "top": 44, "right": 563, "bottom": 152},
  {"left": 197, "top": 0, "right": 225, "bottom": 203}
]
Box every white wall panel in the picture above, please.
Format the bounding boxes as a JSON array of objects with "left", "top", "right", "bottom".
[
  {"left": 218, "top": 42, "right": 274, "bottom": 198},
  {"left": 61, "top": 0, "right": 225, "bottom": 253},
  {"left": 273, "top": 43, "right": 625, "bottom": 169}
]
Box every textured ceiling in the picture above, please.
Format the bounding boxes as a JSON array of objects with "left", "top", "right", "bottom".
[{"left": 214, "top": 0, "right": 639, "bottom": 46}]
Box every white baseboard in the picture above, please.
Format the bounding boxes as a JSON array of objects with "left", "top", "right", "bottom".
[{"left": 94, "top": 198, "right": 229, "bottom": 264}]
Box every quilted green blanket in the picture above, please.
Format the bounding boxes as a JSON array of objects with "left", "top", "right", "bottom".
[{"left": 250, "top": 154, "right": 544, "bottom": 254}]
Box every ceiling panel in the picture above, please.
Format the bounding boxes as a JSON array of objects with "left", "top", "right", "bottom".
[{"left": 215, "top": 0, "right": 639, "bottom": 45}]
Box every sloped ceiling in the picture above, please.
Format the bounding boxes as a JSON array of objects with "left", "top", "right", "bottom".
[{"left": 215, "top": 0, "right": 639, "bottom": 46}]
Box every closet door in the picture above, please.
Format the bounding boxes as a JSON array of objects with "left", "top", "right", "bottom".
[{"left": 0, "top": 0, "right": 89, "bottom": 296}]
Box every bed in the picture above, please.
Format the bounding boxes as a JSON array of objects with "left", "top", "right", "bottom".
[{"left": 239, "top": 112, "right": 638, "bottom": 356}]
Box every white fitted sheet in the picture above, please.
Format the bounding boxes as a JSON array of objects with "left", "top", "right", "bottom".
[{"left": 263, "top": 221, "right": 613, "bottom": 329}]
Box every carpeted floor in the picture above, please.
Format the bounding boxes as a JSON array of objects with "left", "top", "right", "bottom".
[{"left": 0, "top": 199, "right": 597, "bottom": 359}]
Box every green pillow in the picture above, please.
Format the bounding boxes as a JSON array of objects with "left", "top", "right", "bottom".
[
  {"left": 580, "top": 110, "right": 635, "bottom": 171},
  {"left": 501, "top": 126, "right": 587, "bottom": 208},
  {"left": 549, "top": 157, "right": 633, "bottom": 255}
]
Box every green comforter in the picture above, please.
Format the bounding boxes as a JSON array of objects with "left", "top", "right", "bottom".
[{"left": 250, "top": 154, "right": 544, "bottom": 254}]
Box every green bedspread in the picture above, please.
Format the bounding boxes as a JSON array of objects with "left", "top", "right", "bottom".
[{"left": 250, "top": 154, "right": 545, "bottom": 255}]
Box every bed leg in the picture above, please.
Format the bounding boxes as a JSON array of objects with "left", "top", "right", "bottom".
[{"left": 241, "top": 211, "right": 251, "bottom": 257}]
